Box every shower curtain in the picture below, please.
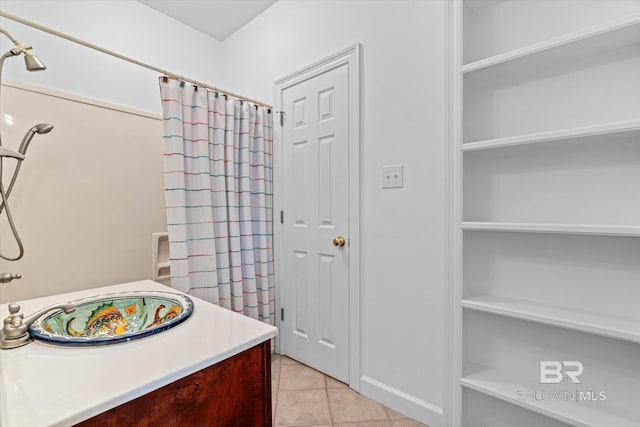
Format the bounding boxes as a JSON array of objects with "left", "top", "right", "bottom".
[{"left": 159, "top": 78, "right": 274, "bottom": 325}]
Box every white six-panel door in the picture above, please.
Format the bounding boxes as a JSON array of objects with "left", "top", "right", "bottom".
[{"left": 280, "top": 62, "right": 350, "bottom": 382}]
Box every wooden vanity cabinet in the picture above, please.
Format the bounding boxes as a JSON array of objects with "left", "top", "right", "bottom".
[{"left": 76, "top": 341, "right": 272, "bottom": 427}]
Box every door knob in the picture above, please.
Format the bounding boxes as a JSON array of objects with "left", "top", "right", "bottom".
[{"left": 332, "top": 236, "right": 346, "bottom": 247}]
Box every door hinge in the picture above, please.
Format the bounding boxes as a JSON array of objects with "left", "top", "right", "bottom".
[
  {"left": 275, "top": 110, "right": 286, "bottom": 126},
  {"left": 280, "top": 210, "right": 284, "bottom": 224},
  {"left": 281, "top": 308, "right": 284, "bottom": 322}
]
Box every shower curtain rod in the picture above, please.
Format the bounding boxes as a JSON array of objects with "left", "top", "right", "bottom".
[{"left": 0, "top": 11, "right": 273, "bottom": 109}]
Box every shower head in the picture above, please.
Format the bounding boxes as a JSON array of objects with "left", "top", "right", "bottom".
[
  {"left": 34, "top": 123, "right": 54, "bottom": 134},
  {"left": 18, "top": 123, "right": 54, "bottom": 155},
  {"left": 24, "top": 53, "right": 46, "bottom": 71},
  {"left": 0, "top": 28, "right": 46, "bottom": 71}
]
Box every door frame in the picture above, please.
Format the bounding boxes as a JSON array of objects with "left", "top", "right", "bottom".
[{"left": 273, "top": 43, "right": 361, "bottom": 390}]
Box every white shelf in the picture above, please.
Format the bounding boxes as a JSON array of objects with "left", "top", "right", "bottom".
[
  {"left": 461, "top": 17, "right": 640, "bottom": 74},
  {"left": 460, "top": 365, "right": 639, "bottom": 427},
  {"left": 461, "top": 222, "right": 640, "bottom": 237},
  {"left": 461, "top": 296, "right": 640, "bottom": 344},
  {"left": 461, "top": 119, "right": 640, "bottom": 152}
]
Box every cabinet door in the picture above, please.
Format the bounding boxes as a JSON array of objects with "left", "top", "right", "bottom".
[{"left": 76, "top": 341, "right": 272, "bottom": 427}]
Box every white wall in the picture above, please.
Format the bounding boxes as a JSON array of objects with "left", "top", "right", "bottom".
[
  {"left": 0, "top": 0, "right": 223, "bottom": 113},
  {"left": 219, "top": 1, "right": 446, "bottom": 424}
]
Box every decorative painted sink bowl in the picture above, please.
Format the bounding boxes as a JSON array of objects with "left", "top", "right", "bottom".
[{"left": 29, "top": 291, "right": 194, "bottom": 346}]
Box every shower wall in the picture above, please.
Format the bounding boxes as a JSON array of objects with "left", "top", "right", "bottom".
[{"left": 0, "top": 83, "right": 166, "bottom": 303}]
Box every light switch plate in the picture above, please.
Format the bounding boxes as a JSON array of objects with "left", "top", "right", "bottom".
[{"left": 382, "top": 164, "right": 404, "bottom": 189}]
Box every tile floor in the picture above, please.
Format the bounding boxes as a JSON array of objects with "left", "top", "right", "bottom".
[{"left": 272, "top": 354, "right": 428, "bottom": 427}]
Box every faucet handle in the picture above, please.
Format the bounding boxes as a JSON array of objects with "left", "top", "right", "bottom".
[
  {"left": 8, "top": 303, "right": 20, "bottom": 314},
  {"left": 6, "top": 303, "right": 23, "bottom": 327},
  {"left": 4, "top": 303, "right": 21, "bottom": 327},
  {"left": 2, "top": 302, "right": 75, "bottom": 349}
]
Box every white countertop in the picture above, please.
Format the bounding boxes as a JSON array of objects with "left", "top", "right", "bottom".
[{"left": 0, "top": 280, "right": 278, "bottom": 427}]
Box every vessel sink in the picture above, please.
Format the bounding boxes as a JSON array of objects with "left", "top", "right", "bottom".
[{"left": 28, "top": 291, "right": 194, "bottom": 346}]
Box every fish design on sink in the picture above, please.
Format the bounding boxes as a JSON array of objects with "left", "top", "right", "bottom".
[{"left": 28, "top": 291, "right": 194, "bottom": 346}]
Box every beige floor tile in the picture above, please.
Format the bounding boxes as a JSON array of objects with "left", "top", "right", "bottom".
[
  {"left": 334, "top": 420, "right": 391, "bottom": 427},
  {"left": 327, "top": 388, "right": 388, "bottom": 424},
  {"left": 272, "top": 355, "right": 422, "bottom": 426},
  {"left": 272, "top": 354, "right": 281, "bottom": 414},
  {"left": 325, "top": 375, "right": 349, "bottom": 389},
  {"left": 281, "top": 356, "right": 300, "bottom": 365},
  {"left": 279, "top": 361, "right": 326, "bottom": 390},
  {"left": 272, "top": 357, "right": 281, "bottom": 384},
  {"left": 272, "top": 378, "right": 278, "bottom": 415},
  {"left": 392, "top": 418, "right": 428, "bottom": 427},
  {"left": 385, "top": 406, "right": 428, "bottom": 425},
  {"left": 385, "top": 406, "right": 406, "bottom": 420},
  {"left": 272, "top": 395, "right": 277, "bottom": 418},
  {"left": 275, "top": 389, "right": 332, "bottom": 426},
  {"left": 271, "top": 356, "right": 280, "bottom": 372}
]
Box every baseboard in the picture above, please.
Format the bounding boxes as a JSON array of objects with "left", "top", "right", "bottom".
[{"left": 359, "top": 376, "right": 443, "bottom": 427}]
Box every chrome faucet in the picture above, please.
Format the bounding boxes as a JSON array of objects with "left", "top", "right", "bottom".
[{"left": 1, "top": 301, "right": 75, "bottom": 349}]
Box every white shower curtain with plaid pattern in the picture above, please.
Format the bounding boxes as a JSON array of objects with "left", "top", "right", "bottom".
[{"left": 159, "top": 78, "right": 274, "bottom": 324}]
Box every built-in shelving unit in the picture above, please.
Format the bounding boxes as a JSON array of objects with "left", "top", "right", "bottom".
[{"left": 451, "top": 0, "right": 640, "bottom": 425}]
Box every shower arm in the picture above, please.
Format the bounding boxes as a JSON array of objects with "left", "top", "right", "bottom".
[{"left": 0, "top": 28, "right": 35, "bottom": 58}]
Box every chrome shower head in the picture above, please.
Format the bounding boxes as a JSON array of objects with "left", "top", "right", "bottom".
[
  {"left": 18, "top": 123, "right": 54, "bottom": 155},
  {"left": 24, "top": 53, "right": 46, "bottom": 71},
  {"left": 0, "top": 28, "right": 46, "bottom": 71},
  {"left": 33, "top": 123, "right": 53, "bottom": 134}
]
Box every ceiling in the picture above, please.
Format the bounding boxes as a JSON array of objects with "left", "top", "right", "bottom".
[{"left": 137, "top": 0, "right": 277, "bottom": 41}]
